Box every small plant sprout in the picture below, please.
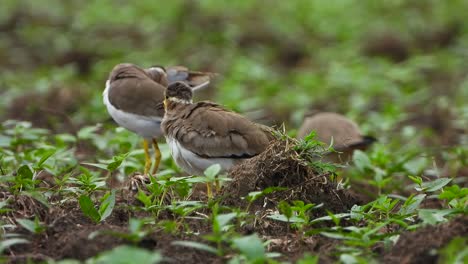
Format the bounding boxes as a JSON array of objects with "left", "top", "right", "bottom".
[
  {"left": 79, "top": 190, "right": 116, "bottom": 223},
  {"left": 16, "top": 217, "right": 45, "bottom": 234}
]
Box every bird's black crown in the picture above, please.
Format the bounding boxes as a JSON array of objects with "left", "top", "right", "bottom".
[{"left": 166, "top": 81, "right": 193, "bottom": 102}]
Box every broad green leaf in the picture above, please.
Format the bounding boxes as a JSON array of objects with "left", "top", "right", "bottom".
[
  {"left": 99, "top": 190, "right": 116, "bottom": 221},
  {"left": 232, "top": 234, "right": 265, "bottom": 261},
  {"left": 0, "top": 198, "right": 10, "bottom": 209},
  {"left": 439, "top": 185, "right": 468, "bottom": 200},
  {"left": 215, "top": 212, "right": 237, "bottom": 229},
  {"left": 438, "top": 237, "right": 468, "bottom": 264},
  {"left": 204, "top": 164, "right": 221, "bottom": 179},
  {"left": 17, "top": 165, "right": 33, "bottom": 180},
  {"left": 416, "top": 178, "right": 452, "bottom": 192},
  {"left": 79, "top": 195, "right": 100, "bottom": 223},
  {"left": 172, "top": 241, "right": 218, "bottom": 255},
  {"left": 310, "top": 213, "right": 351, "bottom": 224},
  {"left": 136, "top": 189, "right": 152, "bottom": 208},
  {"left": 0, "top": 238, "right": 29, "bottom": 253},
  {"left": 37, "top": 149, "right": 56, "bottom": 167},
  {"left": 297, "top": 254, "right": 319, "bottom": 264},
  {"left": 128, "top": 218, "right": 144, "bottom": 234},
  {"left": 0, "top": 135, "right": 12, "bottom": 147},
  {"left": 418, "top": 209, "right": 454, "bottom": 225},
  {"left": 16, "top": 219, "right": 38, "bottom": 233},
  {"left": 77, "top": 125, "right": 101, "bottom": 139},
  {"left": 398, "top": 194, "right": 426, "bottom": 215},
  {"left": 353, "top": 150, "right": 371, "bottom": 172},
  {"left": 267, "top": 214, "right": 305, "bottom": 223},
  {"left": 107, "top": 154, "right": 128, "bottom": 172},
  {"left": 278, "top": 201, "right": 293, "bottom": 219},
  {"left": 90, "top": 245, "right": 162, "bottom": 264},
  {"left": 185, "top": 176, "right": 208, "bottom": 183}
]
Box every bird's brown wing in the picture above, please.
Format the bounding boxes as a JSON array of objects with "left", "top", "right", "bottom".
[
  {"left": 108, "top": 76, "right": 165, "bottom": 118},
  {"left": 166, "top": 66, "right": 218, "bottom": 87},
  {"left": 173, "top": 102, "right": 272, "bottom": 158}
]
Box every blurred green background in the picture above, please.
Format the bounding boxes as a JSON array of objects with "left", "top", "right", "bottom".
[{"left": 1, "top": 0, "right": 467, "bottom": 148}]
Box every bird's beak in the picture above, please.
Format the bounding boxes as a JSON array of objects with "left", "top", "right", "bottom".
[{"left": 163, "top": 99, "right": 168, "bottom": 110}]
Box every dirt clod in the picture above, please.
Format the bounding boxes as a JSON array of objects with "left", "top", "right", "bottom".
[{"left": 223, "top": 139, "right": 360, "bottom": 228}]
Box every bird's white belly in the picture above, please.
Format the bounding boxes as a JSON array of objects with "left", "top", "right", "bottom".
[
  {"left": 103, "top": 80, "right": 163, "bottom": 139},
  {"left": 166, "top": 137, "right": 235, "bottom": 175}
]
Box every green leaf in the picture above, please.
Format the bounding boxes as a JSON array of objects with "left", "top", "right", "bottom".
[
  {"left": 81, "top": 162, "right": 109, "bottom": 171},
  {"left": 79, "top": 195, "right": 101, "bottom": 223},
  {"left": 297, "top": 254, "right": 319, "bottom": 264},
  {"left": 399, "top": 194, "right": 426, "bottom": 215},
  {"left": 16, "top": 219, "right": 38, "bottom": 233},
  {"left": 37, "top": 149, "right": 56, "bottom": 167},
  {"left": 416, "top": 178, "right": 452, "bottom": 192},
  {"left": 136, "top": 189, "right": 152, "bottom": 208},
  {"left": 215, "top": 212, "right": 237, "bottom": 229},
  {"left": 310, "top": 213, "right": 350, "bottom": 224},
  {"left": 438, "top": 237, "right": 468, "bottom": 264},
  {"left": 90, "top": 245, "right": 162, "bottom": 264},
  {"left": 418, "top": 209, "right": 454, "bottom": 225},
  {"left": 172, "top": 241, "right": 218, "bottom": 255},
  {"left": 0, "top": 238, "right": 29, "bottom": 253},
  {"left": 353, "top": 150, "right": 371, "bottom": 172},
  {"left": 107, "top": 154, "right": 128, "bottom": 172},
  {"left": 17, "top": 165, "right": 33, "bottom": 180},
  {"left": 439, "top": 185, "right": 468, "bottom": 200},
  {"left": 99, "top": 190, "right": 116, "bottom": 221},
  {"left": 0, "top": 135, "right": 12, "bottom": 147},
  {"left": 128, "top": 218, "right": 144, "bottom": 234},
  {"left": 204, "top": 164, "right": 221, "bottom": 179},
  {"left": 0, "top": 197, "right": 10, "bottom": 209},
  {"left": 232, "top": 234, "right": 265, "bottom": 261},
  {"left": 278, "top": 201, "right": 293, "bottom": 219},
  {"left": 77, "top": 125, "right": 101, "bottom": 140},
  {"left": 408, "top": 175, "right": 423, "bottom": 186},
  {"left": 246, "top": 187, "right": 288, "bottom": 202},
  {"left": 267, "top": 214, "right": 305, "bottom": 223}
]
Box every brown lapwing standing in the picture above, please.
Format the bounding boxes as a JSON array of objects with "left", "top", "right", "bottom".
[
  {"left": 297, "top": 112, "right": 376, "bottom": 163},
  {"left": 103, "top": 63, "right": 215, "bottom": 176},
  {"left": 161, "top": 81, "right": 274, "bottom": 197}
]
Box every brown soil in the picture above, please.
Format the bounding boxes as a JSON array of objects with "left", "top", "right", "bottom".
[
  {"left": 383, "top": 215, "right": 468, "bottom": 264},
  {"left": 3, "top": 192, "right": 220, "bottom": 264}
]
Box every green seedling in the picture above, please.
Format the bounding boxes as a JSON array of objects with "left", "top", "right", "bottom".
[
  {"left": 79, "top": 190, "right": 116, "bottom": 223},
  {"left": 16, "top": 217, "right": 45, "bottom": 234}
]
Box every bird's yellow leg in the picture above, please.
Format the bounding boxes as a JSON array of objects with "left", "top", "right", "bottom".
[
  {"left": 151, "top": 139, "right": 161, "bottom": 175},
  {"left": 143, "top": 139, "right": 151, "bottom": 175},
  {"left": 214, "top": 179, "right": 220, "bottom": 193},
  {"left": 206, "top": 182, "right": 213, "bottom": 199}
]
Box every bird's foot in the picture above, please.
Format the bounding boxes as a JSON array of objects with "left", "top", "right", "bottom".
[{"left": 126, "top": 173, "right": 151, "bottom": 192}]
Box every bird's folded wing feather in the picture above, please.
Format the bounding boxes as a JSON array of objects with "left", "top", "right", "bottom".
[
  {"left": 108, "top": 77, "right": 165, "bottom": 118},
  {"left": 166, "top": 66, "right": 218, "bottom": 87},
  {"left": 174, "top": 102, "right": 272, "bottom": 158}
]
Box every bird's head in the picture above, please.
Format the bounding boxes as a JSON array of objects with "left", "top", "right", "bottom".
[
  {"left": 164, "top": 81, "right": 193, "bottom": 109},
  {"left": 146, "top": 66, "right": 169, "bottom": 87}
]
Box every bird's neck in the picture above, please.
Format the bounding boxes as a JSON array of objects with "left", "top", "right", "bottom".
[{"left": 164, "top": 98, "right": 192, "bottom": 115}]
